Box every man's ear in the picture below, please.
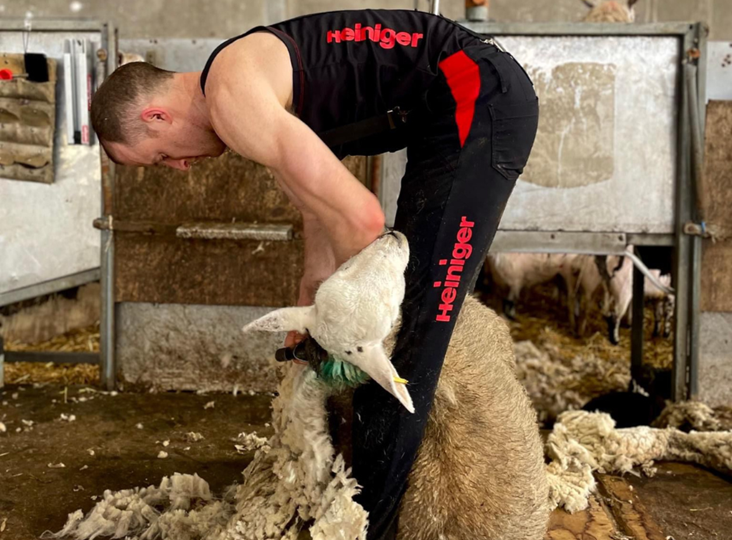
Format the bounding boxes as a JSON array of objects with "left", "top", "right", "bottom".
[
  {"left": 141, "top": 107, "right": 172, "bottom": 124},
  {"left": 242, "top": 306, "right": 316, "bottom": 335}
]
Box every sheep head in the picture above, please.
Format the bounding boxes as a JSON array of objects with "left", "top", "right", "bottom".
[
  {"left": 581, "top": 0, "right": 638, "bottom": 22},
  {"left": 243, "top": 230, "right": 414, "bottom": 413}
]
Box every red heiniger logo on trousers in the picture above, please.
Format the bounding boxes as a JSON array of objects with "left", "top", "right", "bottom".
[
  {"left": 434, "top": 216, "right": 475, "bottom": 322},
  {"left": 326, "top": 24, "right": 424, "bottom": 50}
]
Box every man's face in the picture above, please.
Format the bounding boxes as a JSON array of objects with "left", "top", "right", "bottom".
[{"left": 106, "top": 122, "right": 227, "bottom": 170}]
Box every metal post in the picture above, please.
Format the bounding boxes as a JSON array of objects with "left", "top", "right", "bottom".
[
  {"left": 686, "top": 61, "right": 704, "bottom": 397},
  {"left": 686, "top": 64, "right": 705, "bottom": 221},
  {"left": 631, "top": 262, "right": 645, "bottom": 385},
  {"left": 100, "top": 23, "right": 117, "bottom": 391},
  {"left": 671, "top": 26, "right": 697, "bottom": 402},
  {"left": 687, "top": 23, "right": 707, "bottom": 400},
  {"left": 5, "top": 351, "right": 99, "bottom": 364},
  {"left": 431, "top": 0, "right": 441, "bottom": 15},
  {"left": 689, "top": 236, "right": 701, "bottom": 398}
]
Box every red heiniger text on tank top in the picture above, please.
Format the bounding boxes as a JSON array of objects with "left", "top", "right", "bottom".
[{"left": 326, "top": 23, "right": 424, "bottom": 50}]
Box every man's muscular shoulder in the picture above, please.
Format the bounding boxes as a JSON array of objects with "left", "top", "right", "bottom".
[{"left": 205, "top": 31, "right": 294, "bottom": 112}]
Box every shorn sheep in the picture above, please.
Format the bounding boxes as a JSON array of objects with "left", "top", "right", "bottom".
[{"left": 241, "top": 230, "right": 551, "bottom": 540}]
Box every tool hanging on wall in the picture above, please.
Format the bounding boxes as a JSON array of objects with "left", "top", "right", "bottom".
[
  {"left": 0, "top": 16, "right": 58, "bottom": 183},
  {"left": 22, "top": 18, "right": 49, "bottom": 82},
  {"left": 0, "top": 54, "right": 49, "bottom": 82},
  {"left": 62, "top": 38, "right": 95, "bottom": 145}
]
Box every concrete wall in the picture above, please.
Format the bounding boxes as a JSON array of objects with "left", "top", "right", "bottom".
[
  {"left": 699, "top": 312, "right": 732, "bottom": 407},
  {"left": 117, "top": 302, "right": 282, "bottom": 393},
  {"left": 5, "top": 0, "right": 732, "bottom": 41}
]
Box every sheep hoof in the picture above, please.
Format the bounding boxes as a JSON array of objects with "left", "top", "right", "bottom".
[{"left": 503, "top": 300, "right": 517, "bottom": 320}]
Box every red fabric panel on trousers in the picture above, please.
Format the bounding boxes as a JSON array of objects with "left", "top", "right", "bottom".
[{"left": 438, "top": 50, "right": 481, "bottom": 147}]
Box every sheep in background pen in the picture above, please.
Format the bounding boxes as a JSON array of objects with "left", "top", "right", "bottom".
[
  {"left": 599, "top": 250, "right": 674, "bottom": 345},
  {"left": 117, "top": 52, "right": 145, "bottom": 65},
  {"left": 565, "top": 254, "right": 606, "bottom": 338},
  {"left": 484, "top": 253, "right": 606, "bottom": 338},
  {"left": 484, "top": 252, "right": 577, "bottom": 320},
  {"left": 645, "top": 270, "right": 674, "bottom": 338},
  {"left": 581, "top": 0, "right": 638, "bottom": 22}
]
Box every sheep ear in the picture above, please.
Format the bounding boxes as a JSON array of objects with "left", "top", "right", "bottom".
[
  {"left": 242, "top": 306, "right": 316, "bottom": 334},
  {"left": 356, "top": 344, "right": 415, "bottom": 414},
  {"left": 582, "top": 0, "right": 597, "bottom": 7}
]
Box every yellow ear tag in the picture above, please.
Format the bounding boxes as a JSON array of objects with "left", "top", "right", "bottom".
[{"left": 393, "top": 377, "right": 409, "bottom": 385}]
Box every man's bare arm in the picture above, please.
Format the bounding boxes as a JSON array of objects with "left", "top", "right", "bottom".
[
  {"left": 270, "top": 173, "right": 336, "bottom": 303},
  {"left": 299, "top": 214, "right": 337, "bottom": 303}
]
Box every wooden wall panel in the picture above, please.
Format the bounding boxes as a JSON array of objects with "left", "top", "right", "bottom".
[
  {"left": 114, "top": 152, "right": 367, "bottom": 306},
  {"left": 701, "top": 101, "right": 732, "bottom": 312}
]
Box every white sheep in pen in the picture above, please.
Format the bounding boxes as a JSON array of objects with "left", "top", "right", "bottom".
[
  {"left": 581, "top": 0, "right": 638, "bottom": 22},
  {"left": 485, "top": 252, "right": 613, "bottom": 338},
  {"left": 485, "top": 252, "right": 578, "bottom": 320},
  {"left": 53, "top": 232, "right": 731, "bottom": 540},
  {"left": 599, "top": 251, "right": 675, "bottom": 345}
]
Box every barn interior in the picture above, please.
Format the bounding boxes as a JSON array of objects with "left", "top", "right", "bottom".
[{"left": 1, "top": 1, "right": 732, "bottom": 539}]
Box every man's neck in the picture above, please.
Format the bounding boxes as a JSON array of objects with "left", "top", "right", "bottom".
[{"left": 173, "top": 71, "right": 213, "bottom": 130}]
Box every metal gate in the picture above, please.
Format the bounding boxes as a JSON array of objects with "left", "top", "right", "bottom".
[{"left": 379, "top": 22, "right": 707, "bottom": 401}]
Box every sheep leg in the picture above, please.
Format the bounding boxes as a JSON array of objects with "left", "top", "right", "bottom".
[
  {"left": 653, "top": 299, "right": 662, "bottom": 337},
  {"left": 663, "top": 296, "right": 674, "bottom": 338},
  {"left": 605, "top": 314, "right": 620, "bottom": 345},
  {"left": 503, "top": 288, "right": 518, "bottom": 320},
  {"left": 564, "top": 273, "right": 578, "bottom": 334},
  {"left": 577, "top": 290, "right": 589, "bottom": 337}
]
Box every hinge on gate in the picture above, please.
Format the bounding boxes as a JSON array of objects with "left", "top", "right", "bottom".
[
  {"left": 687, "top": 47, "right": 701, "bottom": 62},
  {"left": 683, "top": 221, "right": 719, "bottom": 242},
  {"left": 93, "top": 216, "right": 112, "bottom": 231}
]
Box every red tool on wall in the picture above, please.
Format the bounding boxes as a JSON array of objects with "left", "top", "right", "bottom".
[{"left": 0, "top": 53, "right": 49, "bottom": 82}]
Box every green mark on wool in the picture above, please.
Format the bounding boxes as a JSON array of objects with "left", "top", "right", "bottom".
[{"left": 316, "top": 355, "right": 370, "bottom": 391}]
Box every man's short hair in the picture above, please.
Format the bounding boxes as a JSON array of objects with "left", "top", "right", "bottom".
[{"left": 91, "top": 62, "right": 174, "bottom": 144}]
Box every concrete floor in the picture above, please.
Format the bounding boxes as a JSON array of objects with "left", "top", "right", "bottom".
[
  {"left": 0, "top": 384, "right": 273, "bottom": 539},
  {"left": 1, "top": 384, "right": 730, "bottom": 540}
]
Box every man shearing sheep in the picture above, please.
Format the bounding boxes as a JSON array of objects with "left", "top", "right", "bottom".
[{"left": 90, "top": 9, "right": 539, "bottom": 539}]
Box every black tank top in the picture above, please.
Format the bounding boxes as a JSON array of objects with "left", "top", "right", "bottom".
[{"left": 200, "top": 9, "right": 486, "bottom": 158}]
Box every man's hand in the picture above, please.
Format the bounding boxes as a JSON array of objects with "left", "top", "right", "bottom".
[
  {"left": 284, "top": 276, "right": 319, "bottom": 348},
  {"left": 284, "top": 331, "right": 306, "bottom": 348}
]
